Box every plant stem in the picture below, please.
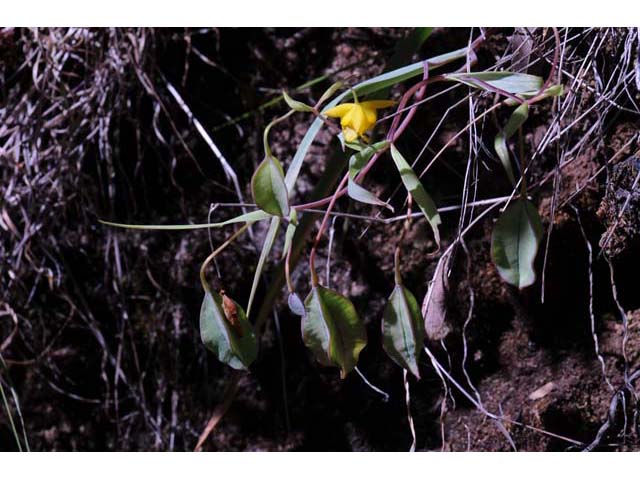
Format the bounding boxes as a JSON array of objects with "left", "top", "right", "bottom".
[{"left": 199, "top": 223, "right": 251, "bottom": 293}]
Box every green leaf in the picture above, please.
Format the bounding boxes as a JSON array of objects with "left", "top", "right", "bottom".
[
  {"left": 494, "top": 102, "right": 529, "bottom": 186},
  {"left": 200, "top": 290, "right": 258, "bottom": 370},
  {"left": 282, "top": 209, "right": 298, "bottom": 260},
  {"left": 99, "top": 209, "right": 272, "bottom": 230},
  {"left": 348, "top": 140, "right": 393, "bottom": 210},
  {"left": 251, "top": 156, "right": 290, "bottom": 217},
  {"left": 491, "top": 199, "right": 543, "bottom": 289},
  {"left": 505, "top": 83, "right": 564, "bottom": 105},
  {"left": 282, "top": 90, "right": 314, "bottom": 113},
  {"left": 303, "top": 286, "right": 367, "bottom": 378},
  {"left": 382, "top": 284, "right": 425, "bottom": 378},
  {"left": 390, "top": 144, "right": 441, "bottom": 246},
  {"left": 354, "top": 47, "right": 470, "bottom": 97},
  {"left": 445, "top": 72, "right": 543, "bottom": 94},
  {"left": 246, "top": 216, "right": 280, "bottom": 318}
]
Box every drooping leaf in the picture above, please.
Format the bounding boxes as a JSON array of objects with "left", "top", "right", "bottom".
[
  {"left": 246, "top": 216, "right": 280, "bottom": 318},
  {"left": 445, "top": 71, "right": 543, "bottom": 94},
  {"left": 494, "top": 102, "right": 529, "bottom": 186},
  {"left": 422, "top": 249, "right": 452, "bottom": 341},
  {"left": 200, "top": 290, "right": 258, "bottom": 370},
  {"left": 382, "top": 284, "right": 425, "bottom": 378},
  {"left": 390, "top": 144, "right": 441, "bottom": 246},
  {"left": 251, "top": 156, "right": 290, "bottom": 217},
  {"left": 491, "top": 199, "right": 543, "bottom": 289},
  {"left": 303, "top": 286, "right": 367, "bottom": 378},
  {"left": 282, "top": 90, "right": 314, "bottom": 113},
  {"left": 348, "top": 140, "right": 393, "bottom": 210},
  {"left": 99, "top": 209, "right": 272, "bottom": 230}
]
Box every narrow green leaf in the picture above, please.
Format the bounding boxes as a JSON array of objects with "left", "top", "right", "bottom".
[
  {"left": 246, "top": 216, "right": 280, "bottom": 318},
  {"left": 99, "top": 209, "right": 272, "bottom": 230},
  {"left": 200, "top": 290, "right": 258, "bottom": 370},
  {"left": 382, "top": 284, "right": 425, "bottom": 378},
  {"left": 390, "top": 144, "right": 441, "bottom": 246},
  {"left": 303, "top": 286, "right": 367, "bottom": 378},
  {"left": 355, "top": 47, "right": 470, "bottom": 97},
  {"left": 491, "top": 199, "right": 543, "bottom": 289},
  {"left": 505, "top": 83, "right": 564, "bottom": 105},
  {"left": 282, "top": 90, "right": 314, "bottom": 112},
  {"left": 251, "top": 156, "right": 290, "bottom": 217},
  {"left": 282, "top": 209, "right": 298, "bottom": 260},
  {"left": 494, "top": 102, "right": 529, "bottom": 186},
  {"left": 348, "top": 141, "right": 393, "bottom": 210},
  {"left": 445, "top": 71, "right": 543, "bottom": 94}
]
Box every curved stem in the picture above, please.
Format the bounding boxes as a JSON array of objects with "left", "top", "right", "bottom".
[
  {"left": 264, "top": 110, "right": 295, "bottom": 158},
  {"left": 199, "top": 223, "right": 251, "bottom": 293}
]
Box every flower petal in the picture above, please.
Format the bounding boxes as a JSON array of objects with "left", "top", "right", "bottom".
[
  {"left": 343, "top": 127, "right": 358, "bottom": 142},
  {"left": 323, "top": 103, "right": 354, "bottom": 118},
  {"left": 362, "top": 104, "right": 377, "bottom": 126},
  {"left": 349, "top": 105, "right": 369, "bottom": 135}
]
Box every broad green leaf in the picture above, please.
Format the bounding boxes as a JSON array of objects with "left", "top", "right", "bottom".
[
  {"left": 246, "top": 216, "right": 280, "bottom": 318},
  {"left": 494, "top": 102, "right": 529, "bottom": 186},
  {"left": 251, "top": 156, "right": 290, "bottom": 217},
  {"left": 303, "top": 286, "right": 367, "bottom": 378},
  {"left": 282, "top": 90, "right": 313, "bottom": 113},
  {"left": 491, "top": 199, "right": 543, "bottom": 289},
  {"left": 200, "top": 290, "right": 258, "bottom": 370},
  {"left": 99, "top": 209, "right": 271, "bottom": 230},
  {"left": 390, "top": 144, "right": 441, "bottom": 246},
  {"left": 445, "top": 71, "right": 543, "bottom": 94},
  {"left": 285, "top": 46, "right": 472, "bottom": 193},
  {"left": 348, "top": 140, "right": 393, "bottom": 210},
  {"left": 383, "top": 284, "right": 424, "bottom": 378}
]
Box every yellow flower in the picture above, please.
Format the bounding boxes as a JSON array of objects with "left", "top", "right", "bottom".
[{"left": 324, "top": 99, "right": 396, "bottom": 142}]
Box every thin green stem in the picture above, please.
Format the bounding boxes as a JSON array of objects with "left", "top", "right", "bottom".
[{"left": 263, "top": 110, "right": 295, "bottom": 159}]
